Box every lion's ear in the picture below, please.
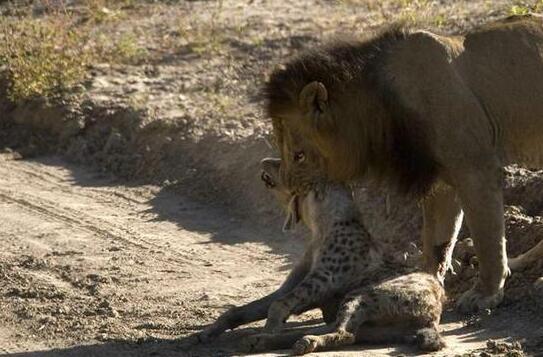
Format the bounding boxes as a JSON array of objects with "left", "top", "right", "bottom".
[{"left": 299, "top": 81, "right": 328, "bottom": 115}]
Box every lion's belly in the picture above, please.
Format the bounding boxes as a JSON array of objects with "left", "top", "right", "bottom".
[{"left": 459, "top": 16, "right": 543, "bottom": 168}]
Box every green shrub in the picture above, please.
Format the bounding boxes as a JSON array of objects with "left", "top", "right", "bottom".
[
  {"left": 0, "top": 17, "right": 91, "bottom": 102},
  {"left": 510, "top": 1, "right": 543, "bottom": 15}
]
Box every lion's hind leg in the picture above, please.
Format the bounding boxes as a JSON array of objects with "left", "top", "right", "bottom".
[{"left": 421, "top": 185, "right": 464, "bottom": 285}]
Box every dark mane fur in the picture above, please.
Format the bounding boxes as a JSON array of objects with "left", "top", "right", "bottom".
[{"left": 264, "top": 25, "right": 440, "bottom": 197}]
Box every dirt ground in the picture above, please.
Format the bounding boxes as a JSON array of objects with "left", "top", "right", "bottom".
[{"left": 1, "top": 0, "right": 543, "bottom": 356}]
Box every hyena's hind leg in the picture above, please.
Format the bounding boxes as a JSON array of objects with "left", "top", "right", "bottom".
[
  {"left": 292, "top": 284, "right": 447, "bottom": 355},
  {"left": 509, "top": 239, "right": 543, "bottom": 295},
  {"left": 354, "top": 323, "right": 445, "bottom": 352},
  {"left": 508, "top": 239, "right": 543, "bottom": 271},
  {"left": 241, "top": 325, "right": 336, "bottom": 353}
]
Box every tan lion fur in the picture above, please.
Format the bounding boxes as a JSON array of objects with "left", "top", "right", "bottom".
[{"left": 264, "top": 14, "right": 543, "bottom": 311}]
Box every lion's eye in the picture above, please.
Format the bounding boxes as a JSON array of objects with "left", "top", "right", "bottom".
[{"left": 293, "top": 151, "right": 305, "bottom": 163}]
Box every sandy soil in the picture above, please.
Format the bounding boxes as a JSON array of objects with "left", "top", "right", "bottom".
[{"left": 0, "top": 152, "right": 290, "bottom": 356}]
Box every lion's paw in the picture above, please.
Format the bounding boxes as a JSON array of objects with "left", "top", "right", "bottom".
[
  {"left": 292, "top": 336, "right": 319, "bottom": 355},
  {"left": 456, "top": 286, "right": 504, "bottom": 313}
]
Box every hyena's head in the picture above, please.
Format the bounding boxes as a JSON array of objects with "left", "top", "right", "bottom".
[{"left": 260, "top": 158, "right": 357, "bottom": 234}]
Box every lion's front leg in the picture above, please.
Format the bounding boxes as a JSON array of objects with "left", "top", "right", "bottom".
[
  {"left": 421, "top": 184, "right": 464, "bottom": 285},
  {"left": 454, "top": 167, "right": 509, "bottom": 312}
]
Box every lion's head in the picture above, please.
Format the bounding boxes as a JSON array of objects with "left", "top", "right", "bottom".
[{"left": 264, "top": 27, "right": 440, "bottom": 197}]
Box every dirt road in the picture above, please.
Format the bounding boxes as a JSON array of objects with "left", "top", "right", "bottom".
[
  {"left": 0, "top": 153, "right": 291, "bottom": 356},
  {"left": 0, "top": 153, "right": 540, "bottom": 356}
]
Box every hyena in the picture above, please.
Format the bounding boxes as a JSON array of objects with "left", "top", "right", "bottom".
[
  {"left": 199, "top": 158, "right": 446, "bottom": 354},
  {"left": 242, "top": 158, "right": 446, "bottom": 354}
]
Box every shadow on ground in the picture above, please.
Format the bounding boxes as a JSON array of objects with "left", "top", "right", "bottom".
[
  {"left": 6, "top": 309, "right": 543, "bottom": 357},
  {"left": 27, "top": 155, "right": 303, "bottom": 259}
]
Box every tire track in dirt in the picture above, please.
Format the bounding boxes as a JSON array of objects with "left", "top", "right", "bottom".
[
  {"left": 0, "top": 190, "right": 157, "bottom": 252},
  {"left": 0, "top": 154, "right": 289, "bottom": 355}
]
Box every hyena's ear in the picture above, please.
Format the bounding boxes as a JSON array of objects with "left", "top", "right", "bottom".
[
  {"left": 282, "top": 195, "right": 300, "bottom": 232},
  {"left": 298, "top": 81, "right": 332, "bottom": 131}
]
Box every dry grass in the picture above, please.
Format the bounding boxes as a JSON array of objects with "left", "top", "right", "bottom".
[
  {"left": 0, "top": 16, "right": 91, "bottom": 101},
  {"left": 1, "top": 0, "right": 541, "bottom": 103},
  {"left": 509, "top": 0, "right": 543, "bottom": 14},
  {"left": 0, "top": 0, "right": 148, "bottom": 102}
]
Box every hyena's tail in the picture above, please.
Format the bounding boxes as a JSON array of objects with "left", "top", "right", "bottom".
[{"left": 508, "top": 239, "right": 543, "bottom": 271}]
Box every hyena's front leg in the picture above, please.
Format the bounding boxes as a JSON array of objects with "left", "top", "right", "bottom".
[
  {"left": 198, "top": 251, "right": 312, "bottom": 342},
  {"left": 292, "top": 292, "right": 364, "bottom": 355},
  {"left": 264, "top": 269, "right": 336, "bottom": 333}
]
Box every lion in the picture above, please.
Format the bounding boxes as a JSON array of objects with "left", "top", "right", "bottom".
[{"left": 263, "top": 14, "right": 543, "bottom": 312}]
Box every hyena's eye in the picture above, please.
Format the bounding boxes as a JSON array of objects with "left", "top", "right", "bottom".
[{"left": 293, "top": 151, "right": 305, "bottom": 163}]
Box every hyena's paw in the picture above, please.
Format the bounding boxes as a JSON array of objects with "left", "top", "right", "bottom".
[
  {"left": 240, "top": 333, "right": 274, "bottom": 353},
  {"left": 456, "top": 286, "right": 504, "bottom": 313},
  {"left": 264, "top": 301, "right": 288, "bottom": 333},
  {"left": 197, "top": 324, "right": 223, "bottom": 344},
  {"left": 263, "top": 318, "right": 285, "bottom": 334},
  {"left": 197, "top": 307, "right": 241, "bottom": 343},
  {"left": 292, "top": 336, "right": 319, "bottom": 355}
]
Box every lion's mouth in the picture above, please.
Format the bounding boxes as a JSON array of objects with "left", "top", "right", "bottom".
[{"left": 261, "top": 170, "right": 276, "bottom": 188}]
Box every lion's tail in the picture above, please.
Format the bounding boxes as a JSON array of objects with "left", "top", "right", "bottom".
[{"left": 508, "top": 239, "right": 543, "bottom": 271}]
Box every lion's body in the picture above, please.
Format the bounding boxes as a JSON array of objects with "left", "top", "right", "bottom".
[
  {"left": 265, "top": 14, "right": 543, "bottom": 311},
  {"left": 459, "top": 15, "right": 543, "bottom": 168}
]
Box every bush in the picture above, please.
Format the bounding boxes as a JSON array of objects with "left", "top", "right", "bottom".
[{"left": 0, "top": 17, "right": 91, "bottom": 102}]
